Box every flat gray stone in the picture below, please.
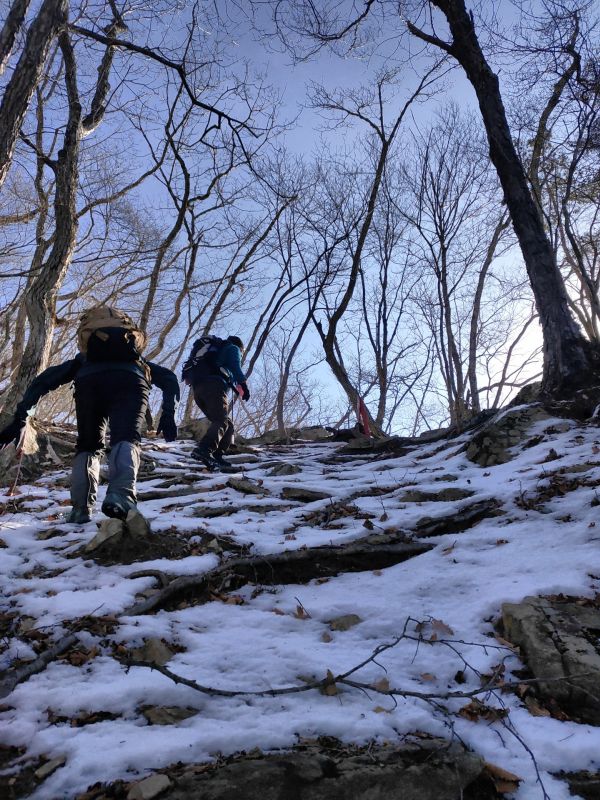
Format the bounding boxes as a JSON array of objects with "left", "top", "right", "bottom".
[
  {"left": 268, "top": 463, "right": 302, "bottom": 477},
  {"left": 142, "top": 706, "right": 198, "bottom": 725},
  {"left": 227, "top": 478, "right": 268, "bottom": 495},
  {"left": 281, "top": 487, "right": 331, "bottom": 503},
  {"left": 127, "top": 773, "right": 171, "bottom": 800},
  {"left": 502, "top": 596, "right": 600, "bottom": 724},
  {"left": 327, "top": 614, "right": 362, "bottom": 631},
  {"left": 401, "top": 488, "right": 473, "bottom": 503},
  {"left": 84, "top": 519, "right": 124, "bottom": 552},
  {"left": 126, "top": 509, "right": 151, "bottom": 538},
  {"left": 166, "top": 740, "right": 483, "bottom": 800},
  {"left": 35, "top": 756, "right": 66, "bottom": 780}
]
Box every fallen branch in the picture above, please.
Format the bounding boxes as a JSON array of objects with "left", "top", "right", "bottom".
[{"left": 0, "top": 632, "right": 79, "bottom": 698}]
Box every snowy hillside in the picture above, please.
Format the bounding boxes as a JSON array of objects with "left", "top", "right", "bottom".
[{"left": 1, "top": 411, "right": 600, "bottom": 799}]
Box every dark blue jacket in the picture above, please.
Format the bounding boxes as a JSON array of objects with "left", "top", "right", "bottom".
[
  {"left": 214, "top": 343, "right": 247, "bottom": 387},
  {"left": 15, "top": 355, "right": 180, "bottom": 422}
]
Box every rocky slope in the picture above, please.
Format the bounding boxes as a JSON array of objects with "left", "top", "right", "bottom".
[{"left": 1, "top": 406, "right": 600, "bottom": 799}]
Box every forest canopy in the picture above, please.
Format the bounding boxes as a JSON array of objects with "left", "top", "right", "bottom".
[{"left": 1, "top": 0, "right": 599, "bottom": 436}]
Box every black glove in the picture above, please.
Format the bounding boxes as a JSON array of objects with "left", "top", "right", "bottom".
[
  {"left": 0, "top": 418, "right": 24, "bottom": 449},
  {"left": 239, "top": 382, "right": 250, "bottom": 402},
  {"left": 157, "top": 412, "right": 177, "bottom": 442}
]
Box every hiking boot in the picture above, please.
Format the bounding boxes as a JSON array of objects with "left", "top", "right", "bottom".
[
  {"left": 101, "top": 496, "right": 133, "bottom": 520},
  {"left": 212, "top": 452, "right": 238, "bottom": 473},
  {"left": 212, "top": 452, "right": 231, "bottom": 468},
  {"left": 66, "top": 507, "right": 92, "bottom": 524},
  {"left": 191, "top": 445, "right": 218, "bottom": 471}
]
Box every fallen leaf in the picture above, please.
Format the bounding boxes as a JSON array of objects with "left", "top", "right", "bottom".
[
  {"left": 363, "top": 519, "right": 374, "bottom": 530},
  {"left": 321, "top": 669, "right": 338, "bottom": 696},
  {"left": 495, "top": 539, "right": 509, "bottom": 546},
  {"left": 271, "top": 608, "right": 285, "bottom": 616},
  {"left": 373, "top": 706, "right": 392, "bottom": 713},
  {"left": 372, "top": 677, "right": 390, "bottom": 692},
  {"left": 441, "top": 542, "right": 456, "bottom": 555},
  {"left": 420, "top": 673, "right": 436, "bottom": 682},
  {"left": 459, "top": 699, "right": 509, "bottom": 723},
  {"left": 483, "top": 762, "right": 521, "bottom": 793},
  {"left": 431, "top": 618, "right": 454, "bottom": 636},
  {"left": 524, "top": 696, "right": 551, "bottom": 717},
  {"left": 295, "top": 604, "right": 311, "bottom": 620},
  {"left": 321, "top": 632, "right": 332, "bottom": 643},
  {"left": 379, "top": 512, "right": 389, "bottom": 522},
  {"left": 225, "top": 595, "right": 244, "bottom": 605}
]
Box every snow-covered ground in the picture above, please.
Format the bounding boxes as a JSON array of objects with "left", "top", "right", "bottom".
[{"left": 1, "top": 417, "right": 600, "bottom": 799}]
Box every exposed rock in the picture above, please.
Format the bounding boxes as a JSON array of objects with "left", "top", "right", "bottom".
[
  {"left": 126, "top": 509, "right": 151, "bottom": 538},
  {"left": 161, "top": 740, "right": 483, "bottom": 800},
  {"left": 84, "top": 519, "right": 125, "bottom": 552},
  {"left": 227, "top": 477, "right": 268, "bottom": 495},
  {"left": 327, "top": 614, "right": 362, "bottom": 631},
  {"left": 34, "top": 756, "right": 66, "bottom": 780},
  {"left": 245, "top": 426, "right": 333, "bottom": 445},
  {"left": 36, "top": 527, "right": 65, "bottom": 540},
  {"left": 510, "top": 382, "right": 542, "bottom": 406},
  {"left": 281, "top": 487, "right": 331, "bottom": 502},
  {"left": 268, "top": 463, "right": 302, "bottom": 477},
  {"left": 466, "top": 405, "right": 552, "bottom": 466},
  {"left": 131, "top": 638, "right": 175, "bottom": 667},
  {"left": 559, "top": 770, "right": 600, "bottom": 800},
  {"left": 400, "top": 488, "right": 473, "bottom": 503},
  {"left": 414, "top": 499, "right": 503, "bottom": 537},
  {"left": 178, "top": 419, "right": 211, "bottom": 441},
  {"left": 502, "top": 596, "right": 600, "bottom": 724},
  {"left": 141, "top": 706, "right": 198, "bottom": 725},
  {"left": 294, "top": 426, "right": 333, "bottom": 442},
  {"left": 127, "top": 773, "right": 172, "bottom": 800}
]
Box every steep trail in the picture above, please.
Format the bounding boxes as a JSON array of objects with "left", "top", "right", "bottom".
[{"left": 1, "top": 416, "right": 600, "bottom": 799}]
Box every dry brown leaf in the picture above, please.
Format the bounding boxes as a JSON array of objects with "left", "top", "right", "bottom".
[
  {"left": 495, "top": 539, "right": 509, "bottom": 546},
  {"left": 321, "top": 669, "right": 338, "bottom": 696},
  {"left": 459, "top": 699, "right": 509, "bottom": 723},
  {"left": 271, "top": 608, "right": 285, "bottom": 616},
  {"left": 295, "top": 604, "right": 311, "bottom": 619},
  {"left": 483, "top": 762, "right": 521, "bottom": 793},
  {"left": 524, "top": 696, "right": 551, "bottom": 717},
  {"left": 431, "top": 618, "right": 454, "bottom": 636},
  {"left": 321, "top": 632, "right": 332, "bottom": 643},
  {"left": 372, "top": 677, "right": 390, "bottom": 692},
  {"left": 379, "top": 512, "right": 389, "bottom": 522},
  {"left": 420, "top": 673, "right": 436, "bottom": 682},
  {"left": 373, "top": 706, "right": 392, "bottom": 714},
  {"left": 441, "top": 542, "right": 456, "bottom": 555}
]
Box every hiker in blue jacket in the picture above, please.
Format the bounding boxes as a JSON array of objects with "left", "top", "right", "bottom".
[
  {"left": 182, "top": 335, "right": 250, "bottom": 470},
  {"left": 0, "top": 307, "right": 180, "bottom": 523}
]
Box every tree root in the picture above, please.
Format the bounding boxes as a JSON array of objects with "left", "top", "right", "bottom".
[{"left": 124, "top": 535, "right": 431, "bottom": 616}]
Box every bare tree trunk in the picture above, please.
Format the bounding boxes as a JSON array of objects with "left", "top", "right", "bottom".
[
  {"left": 1, "top": 15, "right": 120, "bottom": 421},
  {"left": 467, "top": 214, "right": 509, "bottom": 413},
  {"left": 0, "top": 0, "right": 31, "bottom": 75},
  {"left": 410, "top": 0, "right": 596, "bottom": 393},
  {"left": 0, "top": 0, "right": 67, "bottom": 189}
]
